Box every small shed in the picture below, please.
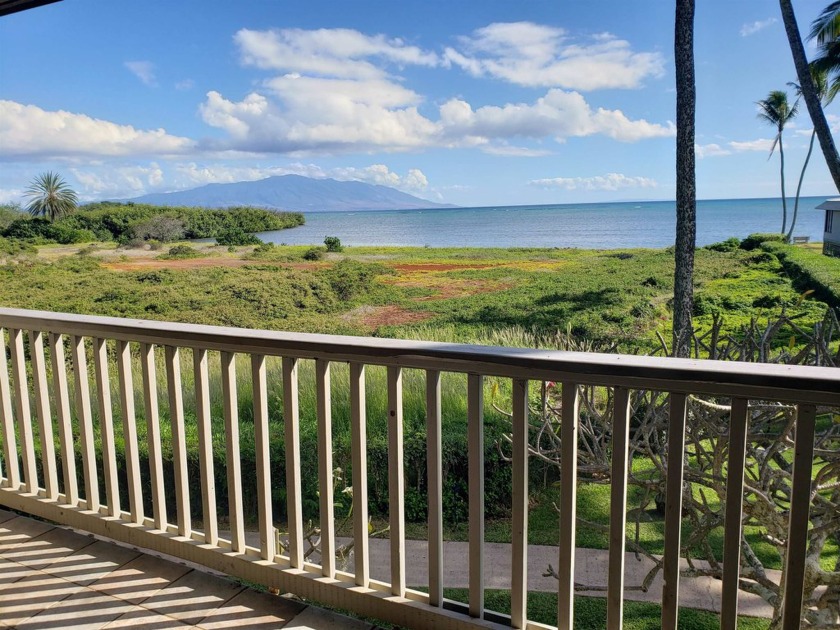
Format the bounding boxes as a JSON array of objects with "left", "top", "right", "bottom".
[{"left": 816, "top": 198, "right": 840, "bottom": 257}]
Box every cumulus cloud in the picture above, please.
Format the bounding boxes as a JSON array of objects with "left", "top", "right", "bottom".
[
  {"left": 728, "top": 138, "right": 775, "bottom": 152},
  {"left": 0, "top": 100, "right": 195, "bottom": 159},
  {"left": 740, "top": 18, "right": 777, "bottom": 37},
  {"left": 445, "top": 22, "right": 664, "bottom": 90},
  {"left": 71, "top": 163, "right": 164, "bottom": 197},
  {"left": 695, "top": 143, "right": 731, "bottom": 158},
  {"left": 125, "top": 61, "right": 157, "bottom": 86},
  {"left": 481, "top": 144, "right": 551, "bottom": 157},
  {"left": 330, "top": 164, "right": 428, "bottom": 191},
  {"left": 530, "top": 173, "right": 657, "bottom": 191},
  {"left": 234, "top": 27, "right": 439, "bottom": 80}
]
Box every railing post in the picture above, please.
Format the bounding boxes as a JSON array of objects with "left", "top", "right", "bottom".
[
  {"left": 607, "top": 386, "right": 631, "bottom": 630},
  {"left": 387, "top": 366, "right": 406, "bottom": 597},
  {"left": 193, "top": 348, "right": 217, "bottom": 545},
  {"left": 165, "top": 345, "right": 190, "bottom": 537},
  {"left": 0, "top": 328, "right": 20, "bottom": 489},
  {"left": 253, "top": 354, "right": 276, "bottom": 561},
  {"left": 49, "top": 333, "right": 76, "bottom": 505},
  {"left": 558, "top": 382, "right": 579, "bottom": 630},
  {"left": 661, "top": 392, "right": 688, "bottom": 630},
  {"left": 72, "top": 335, "right": 99, "bottom": 512},
  {"left": 510, "top": 378, "right": 529, "bottom": 629},
  {"left": 468, "top": 373, "right": 484, "bottom": 618},
  {"left": 141, "top": 342, "right": 167, "bottom": 530},
  {"left": 10, "top": 328, "right": 37, "bottom": 493},
  {"left": 283, "top": 357, "right": 302, "bottom": 567},
  {"left": 30, "top": 331, "right": 58, "bottom": 500},
  {"left": 316, "top": 359, "right": 335, "bottom": 578},
  {"left": 94, "top": 338, "right": 120, "bottom": 517},
  {"left": 721, "top": 397, "right": 749, "bottom": 630},
  {"left": 781, "top": 403, "right": 817, "bottom": 630},
  {"left": 221, "top": 351, "right": 245, "bottom": 552},
  {"left": 117, "top": 340, "right": 143, "bottom": 524},
  {"left": 350, "top": 362, "right": 369, "bottom": 588},
  {"left": 426, "top": 369, "right": 443, "bottom": 607}
]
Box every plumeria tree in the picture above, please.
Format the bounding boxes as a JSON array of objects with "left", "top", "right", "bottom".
[{"left": 23, "top": 172, "right": 78, "bottom": 222}]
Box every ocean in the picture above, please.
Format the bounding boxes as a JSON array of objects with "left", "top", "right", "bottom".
[{"left": 256, "top": 196, "right": 832, "bottom": 249}]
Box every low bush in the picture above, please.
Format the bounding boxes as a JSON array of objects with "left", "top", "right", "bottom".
[
  {"left": 324, "top": 236, "right": 343, "bottom": 252},
  {"left": 216, "top": 228, "right": 262, "bottom": 246},
  {"left": 163, "top": 244, "right": 201, "bottom": 259},
  {"left": 705, "top": 236, "right": 740, "bottom": 252},
  {"left": 303, "top": 247, "right": 325, "bottom": 261},
  {"left": 740, "top": 232, "right": 785, "bottom": 250}
]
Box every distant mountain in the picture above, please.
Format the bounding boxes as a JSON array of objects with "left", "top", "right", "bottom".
[{"left": 125, "top": 175, "right": 453, "bottom": 212}]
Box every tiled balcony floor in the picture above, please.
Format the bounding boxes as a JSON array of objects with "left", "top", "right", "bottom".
[{"left": 0, "top": 508, "right": 375, "bottom": 629}]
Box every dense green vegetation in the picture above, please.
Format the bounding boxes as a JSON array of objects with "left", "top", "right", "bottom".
[
  {"left": 0, "top": 202, "right": 303, "bottom": 245},
  {"left": 762, "top": 241, "right": 840, "bottom": 306}
]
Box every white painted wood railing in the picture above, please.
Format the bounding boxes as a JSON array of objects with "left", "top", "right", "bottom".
[{"left": 0, "top": 308, "right": 837, "bottom": 630}]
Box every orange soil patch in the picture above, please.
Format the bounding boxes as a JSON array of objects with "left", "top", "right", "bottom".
[
  {"left": 383, "top": 275, "right": 513, "bottom": 301},
  {"left": 343, "top": 305, "right": 434, "bottom": 330}
]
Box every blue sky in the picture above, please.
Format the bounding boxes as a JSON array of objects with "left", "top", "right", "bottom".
[{"left": 1, "top": 0, "right": 838, "bottom": 207}]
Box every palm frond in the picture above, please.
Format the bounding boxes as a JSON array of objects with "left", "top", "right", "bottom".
[{"left": 809, "top": 0, "right": 840, "bottom": 44}]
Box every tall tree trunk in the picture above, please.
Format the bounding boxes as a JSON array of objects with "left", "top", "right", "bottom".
[
  {"left": 788, "top": 129, "right": 817, "bottom": 241},
  {"left": 673, "top": 0, "right": 696, "bottom": 359},
  {"left": 780, "top": 0, "right": 840, "bottom": 192},
  {"left": 779, "top": 132, "right": 788, "bottom": 234}
]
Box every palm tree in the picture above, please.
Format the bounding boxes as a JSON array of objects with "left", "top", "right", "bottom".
[
  {"left": 779, "top": 0, "right": 840, "bottom": 193},
  {"left": 23, "top": 172, "right": 78, "bottom": 222},
  {"left": 757, "top": 91, "right": 798, "bottom": 234},
  {"left": 673, "top": 0, "right": 695, "bottom": 360},
  {"left": 788, "top": 66, "right": 837, "bottom": 240}
]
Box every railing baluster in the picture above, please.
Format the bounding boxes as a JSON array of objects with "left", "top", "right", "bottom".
[
  {"left": 72, "top": 335, "right": 99, "bottom": 511},
  {"left": 94, "top": 338, "right": 120, "bottom": 517},
  {"left": 141, "top": 343, "right": 167, "bottom": 530},
  {"left": 117, "top": 340, "right": 143, "bottom": 524},
  {"left": 607, "top": 386, "right": 632, "bottom": 630},
  {"left": 661, "top": 392, "right": 688, "bottom": 630},
  {"left": 467, "top": 373, "right": 484, "bottom": 618},
  {"left": 388, "top": 366, "right": 406, "bottom": 597},
  {"left": 350, "top": 361, "right": 369, "bottom": 588},
  {"left": 30, "top": 331, "right": 58, "bottom": 500},
  {"left": 558, "top": 382, "right": 579, "bottom": 630},
  {"left": 781, "top": 403, "right": 817, "bottom": 630},
  {"left": 316, "top": 359, "right": 335, "bottom": 578},
  {"left": 0, "top": 328, "right": 20, "bottom": 489},
  {"left": 283, "top": 357, "right": 302, "bottom": 567},
  {"left": 252, "top": 354, "right": 275, "bottom": 561},
  {"left": 193, "top": 348, "right": 217, "bottom": 545},
  {"left": 221, "top": 351, "right": 245, "bottom": 552},
  {"left": 426, "top": 369, "right": 443, "bottom": 608},
  {"left": 10, "top": 328, "right": 37, "bottom": 493},
  {"left": 721, "top": 397, "right": 749, "bottom": 630},
  {"left": 49, "top": 333, "right": 76, "bottom": 505},
  {"left": 511, "top": 378, "right": 529, "bottom": 629},
  {"left": 165, "top": 346, "right": 191, "bottom": 537}
]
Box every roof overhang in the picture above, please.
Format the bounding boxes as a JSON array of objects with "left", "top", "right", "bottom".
[
  {"left": 0, "top": 0, "right": 62, "bottom": 17},
  {"left": 816, "top": 198, "right": 840, "bottom": 211}
]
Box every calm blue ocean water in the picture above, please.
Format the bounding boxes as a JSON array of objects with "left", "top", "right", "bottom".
[{"left": 257, "top": 196, "right": 832, "bottom": 249}]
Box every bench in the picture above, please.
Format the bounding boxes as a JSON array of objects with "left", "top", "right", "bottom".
[{"left": 792, "top": 236, "right": 810, "bottom": 244}]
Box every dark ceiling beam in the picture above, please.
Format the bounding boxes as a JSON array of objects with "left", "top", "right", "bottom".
[{"left": 0, "top": 0, "right": 62, "bottom": 17}]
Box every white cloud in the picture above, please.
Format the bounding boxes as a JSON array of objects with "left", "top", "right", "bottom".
[
  {"left": 330, "top": 164, "right": 429, "bottom": 191},
  {"left": 481, "top": 144, "right": 551, "bottom": 157},
  {"left": 0, "top": 100, "right": 195, "bottom": 159},
  {"left": 125, "top": 61, "right": 157, "bottom": 87},
  {"left": 70, "top": 163, "right": 164, "bottom": 197},
  {"left": 729, "top": 138, "right": 775, "bottom": 152},
  {"left": 740, "top": 18, "right": 777, "bottom": 37},
  {"left": 445, "top": 22, "right": 665, "bottom": 90},
  {"left": 175, "top": 79, "right": 195, "bottom": 91},
  {"left": 0, "top": 188, "right": 25, "bottom": 204},
  {"left": 234, "top": 27, "right": 439, "bottom": 80},
  {"left": 529, "top": 173, "right": 657, "bottom": 191},
  {"left": 695, "top": 143, "right": 731, "bottom": 158}
]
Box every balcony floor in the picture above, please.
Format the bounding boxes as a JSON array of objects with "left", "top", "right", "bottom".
[{"left": 0, "top": 508, "right": 376, "bottom": 630}]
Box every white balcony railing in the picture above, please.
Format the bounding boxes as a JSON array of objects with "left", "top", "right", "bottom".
[{"left": 0, "top": 307, "right": 838, "bottom": 629}]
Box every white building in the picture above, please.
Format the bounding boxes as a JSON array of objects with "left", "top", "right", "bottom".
[{"left": 816, "top": 198, "right": 840, "bottom": 257}]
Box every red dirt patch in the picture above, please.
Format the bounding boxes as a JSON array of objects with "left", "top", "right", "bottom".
[{"left": 343, "top": 305, "right": 434, "bottom": 329}]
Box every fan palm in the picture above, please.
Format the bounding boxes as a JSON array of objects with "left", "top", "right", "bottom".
[
  {"left": 757, "top": 90, "right": 798, "bottom": 234},
  {"left": 788, "top": 66, "right": 837, "bottom": 240},
  {"left": 24, "top": 172, "right": 78, "bottom": 222}
]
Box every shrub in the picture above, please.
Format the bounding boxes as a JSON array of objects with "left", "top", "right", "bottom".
[
  {"left": 164, "top": 244, "right": 200, "bottom": 259},
  {"left": 705, "top": 237, "right": 740, "bottom": 252},
  {"left": 131, "top": 215, "right": 186, "bottom": 243},
  {"left": 303, "top": 247, "right": 325, "bottom": 261},
  {"left": 740, "top": 233, "right": 785, "bottom": 251},
  {"left": 216, "top": 228, "right": 262, "bottom": 246},
  {"left": 325, "top": 259, "right": 390, "bottom": 301},
  {"left": 324, "top": 236, "right": 343, "bottom": 252}
]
